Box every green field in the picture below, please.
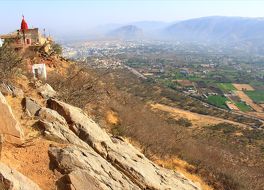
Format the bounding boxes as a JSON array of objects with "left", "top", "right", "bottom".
[
  {"left": 207, "top": 95, "right": 228, "bottom": 109},
  {"left": 218, "top": 83, "right": 236, "bottom": 92},
  {"left": 234, "top": 102, "right": 252, "bottom": 112},
  {"left": 245, "top": 90, "right": 264, "bottom": 103}
]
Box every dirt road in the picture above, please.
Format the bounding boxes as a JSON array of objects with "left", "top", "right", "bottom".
[{"left": 151, "top": 103, "right": 247, "bottom": 128}]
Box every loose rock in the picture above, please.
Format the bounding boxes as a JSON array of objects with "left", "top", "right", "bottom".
[
  {"left": 0, "top": 92, "right": 23, "bottom": 142},
  {"left": 12, "top": 87, "right": 24, "bottom": 98},
  {"left": 37, "top": 83, "right": 57, "bottom": 99},
  {"left": 22, "top": 97, "right": 41, "bottom": 116},
  {"left": 38, "top": 107, "right": 67, "bottom": 126},
  {"left": 0, "top": 162, "right": 42, "bottom": 190}
]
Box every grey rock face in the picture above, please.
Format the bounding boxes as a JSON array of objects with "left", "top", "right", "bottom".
[
  {"left": 37, "top": 84, "right": 57, "bottom": 99},
  {"left": 0, "top": 83, "right": 24, "bottom": 98},
  {"left": 0, "top": 92, "right": 23, "bottom": 142},
  {"left": 0, "top": 162, "right": 42, "bottom": 190},
  {"left": 39, "top": 111, "right": 140, "bottom": 190},
  {"left": 47, "top": 99, "right": 201, "bottom": 190},
  {"left": 11, "top": 87, "right": 24, "bottom": 98},
  {"left": 22, "top": 97, "right": 41, "bottom": 117},
  {"left": 49, "top": 145, "right": 140, "bottom": 190},
  {"left": 0, "top": 83, "right": 13, "bottom": 96},
  {"left": 38, "top": 108, "right": 67, "bottom": 126},
  {"left": 56, "top": 169, "right": 104, "bottom": 190}
]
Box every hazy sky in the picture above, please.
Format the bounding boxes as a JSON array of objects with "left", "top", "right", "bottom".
[{"left": 1, "top": 0, "right": 264, "bottom": 37}]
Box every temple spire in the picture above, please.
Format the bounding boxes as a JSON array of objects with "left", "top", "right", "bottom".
[{"left": 21, "top": 15, "right": 29, "bottom": 30}]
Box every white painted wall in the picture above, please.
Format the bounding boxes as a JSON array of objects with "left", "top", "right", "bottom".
[
  {"left": 32, "top": 63, "right": 47, "bottom": 80},
  {"left": 0, "top": 39, "right": 4, "bottom": 47}
]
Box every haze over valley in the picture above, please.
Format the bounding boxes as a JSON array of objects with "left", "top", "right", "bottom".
[{"left": 1, "top": 1, "right": 264, "bottom": 190}]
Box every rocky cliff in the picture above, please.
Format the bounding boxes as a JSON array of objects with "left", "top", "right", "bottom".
[{"left": 0, "top": 79, "right": 202, "bottom": 190}]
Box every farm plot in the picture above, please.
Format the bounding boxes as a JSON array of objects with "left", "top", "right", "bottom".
[
  {"left": 234, "top": 101, "right": 252, "bottom": 112},
  {"left": 218, "top": 83, "right": 236, "bottom": 92},
  {"left": 233, "top": 83, "right": 254, "bottom": 91},
  {"left": 245, "top": 90, "right": 264, "bottom": 104},
  {"left": 235, "top": 91, "right": 263, "bottom": 112},
  {"left": 225, "top": 101, "right": 239, "bottom": 111},
  {"left": 207, "top": 95, "right": 228, "bottom": 109},
  {"left": 175, "top": 80, "right": 193, "bottom": 87}
]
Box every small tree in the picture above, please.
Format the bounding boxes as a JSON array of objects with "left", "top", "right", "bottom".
[
  {"left": 0, "top": 45, "right": 22, "bottom": 83},
  {"left": 51, "top": 43, "right": 62, "bottom": 55}
]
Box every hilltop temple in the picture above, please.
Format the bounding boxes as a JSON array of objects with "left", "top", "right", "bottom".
[{"left": 0, "top": 16, "right": 52, "bottom": 51}]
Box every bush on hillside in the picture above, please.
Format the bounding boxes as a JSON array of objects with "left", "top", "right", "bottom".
[
  {"left": 207, "top": 122, "right": 237, "bottom": 134},
  {"left": 0, "top": 45, "right": 22, "bottom": 82},
  {"left": 51, "top": 43, "right": 62, "bottom": 55}
]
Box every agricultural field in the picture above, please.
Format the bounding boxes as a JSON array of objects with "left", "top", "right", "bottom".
[
  {"left": 245, "top": 90, "right": 264, "bottom": 104},
  {"left": 175, "top": 79, "right": 193, "bottom": 87},
  {"left": 218, "top": 83, "right": 236, "bottom": 92},
  {"left": 234, "top": 101, "right": 252, "bottom": 112},
  {"left": 233, "top": 83, "right": 254, "bottom": 91},
  {"left": 208, "top": 95, "right": 252, "bottom": 112},
  {"left": 236, "top": 91, "right": 263, "bottom": 112},
  {"left": 207, "top": 95, "right": 228, "bottom": 109}
]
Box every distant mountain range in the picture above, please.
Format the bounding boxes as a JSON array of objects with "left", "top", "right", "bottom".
[
  {"left": 105, "top": 16, "right": 264, "bottom": 47},
  {"left": 163, "top": 16, "right": 264, "bottom": 43},
  {"left": 60, "top": 16, "right": 264, "bottom": 54},
  {"left": 107, "top": 25, "right": 144, "bottom": 39}
]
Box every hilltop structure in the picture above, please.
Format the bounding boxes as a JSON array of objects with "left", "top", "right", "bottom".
[{"left": 0, "top": 16, "right": 52, "bottom": 52}]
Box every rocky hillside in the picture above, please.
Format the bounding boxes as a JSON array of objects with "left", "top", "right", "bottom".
[{"left": 0, "top": 57, "right": 202, "bottom": 189}]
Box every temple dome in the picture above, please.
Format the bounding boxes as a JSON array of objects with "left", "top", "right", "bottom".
[{"left": 21, "top": 16, "right": 28, "bottom": 30}]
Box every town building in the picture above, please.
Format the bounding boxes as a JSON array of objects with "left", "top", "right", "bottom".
[{"left": 0, "top": 16, "right": 52, "bottom": 52}]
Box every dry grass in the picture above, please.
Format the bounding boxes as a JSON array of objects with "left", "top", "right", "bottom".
[
  {"left": 153, "top": 156, "right": 213, "bottom": 190},
  {"left": 105, "top": 110, "right": 120, "bottom": 125},
  {"left": 126, "top": 137, "right": 213, "bottom": 190},
  {"left": 151, "top": 103, "right": 246, "bottom": 128}
]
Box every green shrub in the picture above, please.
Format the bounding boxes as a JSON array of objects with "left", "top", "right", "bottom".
[
  {"left": 166, "top": 117, "right": 192, "bottom": 127},
  {"left": 243, "top": 129, "right": 264, "bottom": 141},
  {"left": 0, "top": 45, "right": 22, "bottom": 82},
  {"left": 51, "top": 43, "right": 62, "bottom": 55},
  {"left": 208, "top": 123, "right": 237, "bottom": 134}
]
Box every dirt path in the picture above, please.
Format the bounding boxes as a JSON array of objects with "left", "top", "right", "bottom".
[
  {"left": 151, "top": 103, "right": 247, "bottom": 128},
  {"left": 235, "top": 91, "right": 263, "bottom": 112},
  {"left": 1, "top": 138, "right": 62, "bottom": 190},
  {"left": 1, "top": 81, "right": 62, "bottom": 190}
]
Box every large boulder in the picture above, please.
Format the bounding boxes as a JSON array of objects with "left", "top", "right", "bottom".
[
  {"left": 38, "top": 114, "right": 140, "bottom": 190},
  {"left": 47, "top": 99, "right": 111, "bottom": 156},
  {"left": 37, "top": 84, "right": 57, "bottom": 99},
  {"left": 0, "top": 92, "right": 23, "bottom": 142},
  {"left": 0, "top": 162, "right": 42, "bottom": 190},
  {"left": 49, "top": 145, "right": 140, "bottom": 190},
  {"left": 57, "top": 170, "right": 103, "bottom": 190},
  {"left": 38, "top": 108, "right": 67, "bottom": 126},
  {"left": 47, "top": 99, "right": 201, "bottom": 190},
  {"left": 38, "top": 120, "right": 86, "bottom": 146},
  {"left": 22, "top": 97, "right": 41, "bottom": 117}
]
